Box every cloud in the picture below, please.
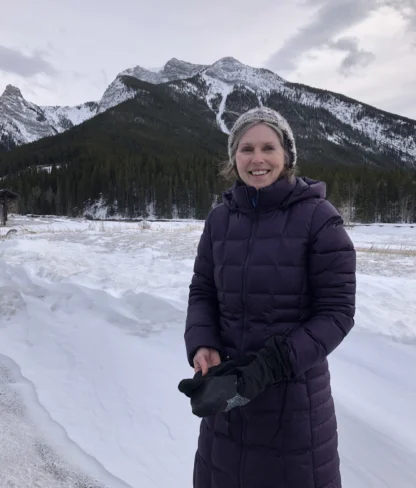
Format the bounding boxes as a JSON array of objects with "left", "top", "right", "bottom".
[
  {"left": 0, "top": 45, "right": 58, "bottom": 77},
  {"left": 329, "top": 37, "right": 376, "bottom": 75},
  {"left": 72, "top": 70, "right": 88, "bottom": 79},
  {"left": 266, "top": 0, "right": 415, "bottom": 74},
  {"left": 266, "top": 0, "right": 378, "bottom": 72},
  {"left": 383, "top": 0, "right": 416, "bottom": 33}
]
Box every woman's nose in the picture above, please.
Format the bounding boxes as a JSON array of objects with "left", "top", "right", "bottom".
[{"left": 251, "top": 149, "right": 264, "bottom": 163}]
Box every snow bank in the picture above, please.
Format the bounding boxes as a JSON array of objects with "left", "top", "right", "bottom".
[{"left": 0, "top": 217, "right": 415, "bottom": 487}]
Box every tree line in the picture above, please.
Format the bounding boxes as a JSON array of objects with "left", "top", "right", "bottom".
[{"left": 2, "top": 154, "right": 416, "bottom": 223}]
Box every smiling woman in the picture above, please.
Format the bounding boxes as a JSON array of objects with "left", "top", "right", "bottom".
[{"left": 180, "top": 106, "right": 356, "bottom": 488}]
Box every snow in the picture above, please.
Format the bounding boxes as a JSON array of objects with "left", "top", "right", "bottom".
[
  {"left": 119, "top": 66, "right": 168, "bottom": 85},
  {"left": 84, "top": 195, "right": 112, "bottom": 219},
  {"left": 37, "top": 164, "right": 62, "bottom": 173},
  {"left": 348, "top": 223, "right": 416, "bottom": 253},
  {"left": 331, "top": 331, "right": 416, "bottom": 487},
  {"left": 162, "top": 58, "right": 208, "bottom": 81},
  {"left": 216, "top": 84, "right": 233, "bottom": 134},
  {"left": 204, "top": 57, "right": 285, "bottom": 92},
  {"left": 97, "top": 78, "right": 141, "bottom": 114},
  {"left": 326, "top": 133, "right": 343, "bottom": 145},
  {"left": 169, "top": 78, "right": 201, "bottom": 98},
  {"left": 0, "top": 354, "right": 130, "bottom": 488},
  {"left": 203, "top": 74, "right": 233, "bottom": 134},
  {"left": 41, "top": 103, "right": 98, "bottom": 131},
  {"left": 0, "top": 217, "right": 416, "bottom": 487}
]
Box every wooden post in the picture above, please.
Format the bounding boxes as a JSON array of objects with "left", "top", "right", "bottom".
[
  {"left": 0, "top": 197, "right": 4, "bottom": 226},
  {"left": 4, "top": 195, "right": 8, "bottom": 225},
  {"left": 0, "top": 191, "right": 18, "bottom": 226}
]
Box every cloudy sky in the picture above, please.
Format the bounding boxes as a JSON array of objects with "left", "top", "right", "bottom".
[{"left": 1, "top": 0, "right": 415, "bottom": 119}]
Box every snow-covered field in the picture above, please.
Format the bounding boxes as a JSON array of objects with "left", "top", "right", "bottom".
[{"left": 0, "top": 215, "right": 415, "bottom": 487}]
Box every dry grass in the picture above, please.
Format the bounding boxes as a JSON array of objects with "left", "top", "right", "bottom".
[{"left": 356, "top": 245, "right": 416, "bottom": 257}]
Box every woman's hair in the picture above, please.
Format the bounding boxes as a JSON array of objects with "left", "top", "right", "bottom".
[{"left": 220, "top": 121, "right": 297, "bottom": 183}]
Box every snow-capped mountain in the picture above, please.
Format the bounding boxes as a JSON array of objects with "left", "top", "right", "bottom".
[
  {"left": 0, "top": 85, "right": 97, "bottom": 149},
  {"left": 1, "top": 56, "right": 415, "bottom": 166},
  {"left": 95, "top": 56, "right": 416, "bottom": 165},
  {"left": 98, "top": 57, "right": 283, "bottom": 118},
  {"left": 0, "top": 85, "right": 58, "bottom": 148}
]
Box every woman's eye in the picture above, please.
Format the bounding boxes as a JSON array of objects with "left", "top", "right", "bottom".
[{"left": 264, "top": 146, "right": 274, "bottom": 151}]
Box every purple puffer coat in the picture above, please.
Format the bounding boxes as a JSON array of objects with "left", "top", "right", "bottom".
[{"left": 184, "top": 176, "right": 356, "bottom": 488}]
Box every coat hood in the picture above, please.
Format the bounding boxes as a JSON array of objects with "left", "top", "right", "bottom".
[{"left": 222, "top": 176, "right": 326, "bottom": 213}]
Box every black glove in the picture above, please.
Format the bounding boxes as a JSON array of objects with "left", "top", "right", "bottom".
[
  {"left": 178, "top": 360, "right": 250, "bottom": 417},
  {"left": 236, "top": 336, "right": 293, "bottom": 399},
  {"left": 178, "top": 360, "right": 237, "bottom": 399}
]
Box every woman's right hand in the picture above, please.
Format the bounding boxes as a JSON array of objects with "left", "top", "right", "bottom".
[{"left": 193, "top": 347, "right": 221, "bottom": 376}]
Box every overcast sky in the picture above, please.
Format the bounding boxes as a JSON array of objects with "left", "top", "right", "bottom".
[{"left": 1, "top": 0, "right": 415, "bottom": 119}]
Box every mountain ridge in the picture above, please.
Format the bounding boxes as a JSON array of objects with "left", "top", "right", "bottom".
[{"left": 0, "top": 56, "right": 415, "bottom": 169}]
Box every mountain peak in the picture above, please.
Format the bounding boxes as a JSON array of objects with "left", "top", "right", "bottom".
[
  {"left": 203, "top": 56, "right": 284, "bottom": 91},
  {"left": 162, "top": 58, "right": 208, "bottom": 80},
  {"left": 212, "top": 56, "right": 244, "bottom": 66},
  {"left": 163, "top": 57, "right": 185, "bottom": 67},
  {"left": 120, "top": 65, "right": 163, "bottom": 81},
  {"left": 1, "top": 84, "right": 24, "bottom": 100}
]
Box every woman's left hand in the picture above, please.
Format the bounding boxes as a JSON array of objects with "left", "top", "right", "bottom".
[{"left": 193, "top": 347, "right": 221, "bottom": 376}]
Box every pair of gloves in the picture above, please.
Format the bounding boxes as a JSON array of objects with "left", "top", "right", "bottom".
[{"left": 178, "top": 336, "right": 292, "bottom": 418}]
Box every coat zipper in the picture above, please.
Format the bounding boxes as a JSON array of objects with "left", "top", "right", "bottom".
[
  {"left": 240, "top": 203, "right": 259, "bottom": 354},
  {"left": 239, "top": 191, "right": 259, "bottom": 488}
]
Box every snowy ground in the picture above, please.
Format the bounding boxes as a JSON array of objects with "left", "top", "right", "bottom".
[{"left": 0, "top": 215, "right": 415, "bottom": 487}]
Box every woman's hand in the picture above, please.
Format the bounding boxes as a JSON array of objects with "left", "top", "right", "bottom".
[{"left": 193, "top": 347, "right": 221, "bottom": 376}]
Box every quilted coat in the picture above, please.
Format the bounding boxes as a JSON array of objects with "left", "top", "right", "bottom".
[{"left": 184, "top": 175, "right": 356, "bottom": 488}]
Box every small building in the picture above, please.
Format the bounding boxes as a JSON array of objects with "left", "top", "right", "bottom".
[{"left": 0, "top": 189, "right": 19, "bottom": 226}]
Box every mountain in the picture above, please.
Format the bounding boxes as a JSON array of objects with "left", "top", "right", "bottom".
[
  {"left": 97, "top": 57, "right": 285, "bottom": 124},
  {"left": 0, "top": 58, "right": 212, "bottom": 145},
  {"left": 0, "top": 56, "right": 415, "bottom": 222},
  {"left": 0, "top": 84, "right": 97, "bottom": 151},
  {"left": 1, "top": 56, "right": 415, "bottom": 167}
]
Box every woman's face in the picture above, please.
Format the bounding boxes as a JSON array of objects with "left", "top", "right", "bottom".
[{"left": 235, "top": 123, "right": 285, "bottom": 189}]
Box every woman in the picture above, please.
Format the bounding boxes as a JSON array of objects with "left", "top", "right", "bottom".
[{"left": 179, "top": 107, "right": 356, "bottom": 488}]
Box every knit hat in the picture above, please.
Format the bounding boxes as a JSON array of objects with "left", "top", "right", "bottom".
[{"left": 227, "top": 107, "right": 297, "bottom": 168}]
